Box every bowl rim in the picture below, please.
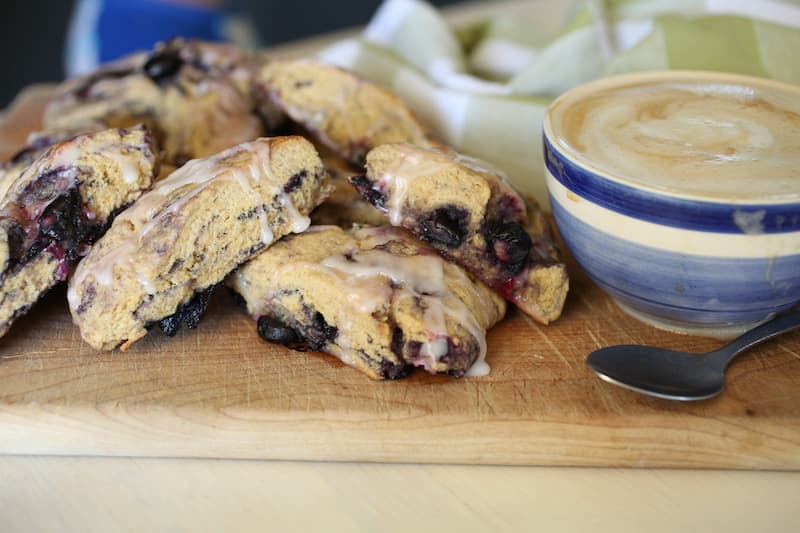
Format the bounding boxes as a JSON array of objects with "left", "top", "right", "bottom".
[{"left": 543, "top": 70, "right": 800, "bottom": 205}]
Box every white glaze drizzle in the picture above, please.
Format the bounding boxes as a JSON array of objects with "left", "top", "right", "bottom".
[
  {"left": 49, "top": 143, "right": 83, "bottom": 170},
  {"left": 279, "top": 191, "right": 311, "bottom": 233},
  {"left": 350, "top": 225, "right": 400, "bottom": 248},
  {"left": 377, "top": 146, "right": 449, "bottom": 226},
  {"left": 68, "top": 138, "right": 301, "bottom": 311},
  {"left": 375, "top": 144, "right": 524, "bottom": 227},
  {"left": 318, "top": 229, "right": 489, "bottom": 374},
  {"left": 48, "top": 131, "right": 148, "bottom": 187}
]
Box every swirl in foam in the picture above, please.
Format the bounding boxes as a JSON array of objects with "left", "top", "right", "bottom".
[{"left": 549, "top": 74, "right": 800, "bottom": 201}]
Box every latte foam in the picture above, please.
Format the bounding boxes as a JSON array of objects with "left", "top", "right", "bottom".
[{"left": 548, "top": 74, "right": 800, "bottom": 201}]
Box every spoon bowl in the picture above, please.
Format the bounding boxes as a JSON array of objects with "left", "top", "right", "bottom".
[{"left": 586, "top": 309, "right": 800, "bottom": 401}]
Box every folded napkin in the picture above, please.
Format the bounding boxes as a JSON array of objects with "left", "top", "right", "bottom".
[{"left": 318, "top": 0, "right": 800, "bottom": 207}]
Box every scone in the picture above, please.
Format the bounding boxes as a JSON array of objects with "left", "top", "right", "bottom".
[
  {"left": 0, "top": 125, "right": 158, "bottom": 338},
  {"left": 44, "top": 38, "right": 268, "bottom": 166},
  {"left": 228, "top": 225, "right": 506, "bottom": 379},
  {"left": 350, "top": 143, "right": 569, "bottom": 323},
  {"left": 68, "top": 136, "right": 331, "bottom": 351},
  {"left": 255, "top": 58, "right": 432, "bottom": 164}
]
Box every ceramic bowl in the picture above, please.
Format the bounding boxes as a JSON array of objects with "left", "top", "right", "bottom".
[{"left": 543, "top": 71, "right": 800, "bottom": 338}]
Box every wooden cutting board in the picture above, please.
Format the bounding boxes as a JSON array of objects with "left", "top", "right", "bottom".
[
  {"left": 1, "top": 45, "right": 798, "bottom": 472},
  {"left": 1, "top": 257, "right": 799, "bottom": 470}
]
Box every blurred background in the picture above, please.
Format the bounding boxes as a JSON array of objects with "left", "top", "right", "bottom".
[{"left": 0, "top": 0, "right": 463, "bottom": 108}]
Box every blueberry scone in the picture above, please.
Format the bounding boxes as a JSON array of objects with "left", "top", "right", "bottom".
[
  {"left": 44, "top": 38, "right": 268, "bottom": 166},
  {"left": 255, "top": 59, "right": 432, "bottom": 165},
  {"left": 0, "top": 125, "right": 158, "bottom": 337},
  {"left": 68, "top": 136, "right": 331, "bottom": 351},
  {"left": 229, "top": 225, "right": 506, "bottom": 379},
  {"left": 350, "top": 143, "right": 569, "bottom": 324}
]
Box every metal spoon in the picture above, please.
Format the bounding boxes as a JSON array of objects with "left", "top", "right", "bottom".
[{"left": 586, "top": 308, "right": 800, "bottom": 401}]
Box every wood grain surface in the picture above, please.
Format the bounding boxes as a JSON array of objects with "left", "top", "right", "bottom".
[{"left": 1, "top": 258, "right": 798, "bottom": 469}]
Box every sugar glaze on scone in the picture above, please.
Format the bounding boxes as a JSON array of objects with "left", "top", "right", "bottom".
[
  {"left": 229, "top": 225, "right": 506, "bottom": 379},
  {"left": 0, "top": 125, "right": 158, "bottom": 338},
  {"left": 350, "top": 143, "right": 569, "bottom": 323},
  {"left": 69, "top": 136, "right": 331, "bottom": 351}
]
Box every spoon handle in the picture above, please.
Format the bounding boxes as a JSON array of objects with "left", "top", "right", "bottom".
[{"left": 714, "top": 308, "right": 800, "bottom": 366}]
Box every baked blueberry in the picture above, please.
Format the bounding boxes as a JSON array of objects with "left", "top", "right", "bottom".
[
  {"left": 349, "top": 175, "right": 387, "bottom": 211},
  {"left": 258, "top": 315, "right": 303, "bottom": 346},
  {"left": 157, "top": 284, "right": 215, "bottom": 336},
  {"left": 487, "top": 222, "right": 532, "bottom": 270},
  {"left": 144, "top": 49, "right": 184, "bottom": 84},
  {"left": 419, "top": 206, "right": 469, "bottom": 248}
]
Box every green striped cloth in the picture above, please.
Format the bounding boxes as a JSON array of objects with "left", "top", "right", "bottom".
[{"left": 318, "top": 0, "right": 800, "bottom": 207}]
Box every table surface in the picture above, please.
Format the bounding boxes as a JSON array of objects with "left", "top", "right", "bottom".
[{"left": 2, "top": 1, "right": 799, "bottom": 532}]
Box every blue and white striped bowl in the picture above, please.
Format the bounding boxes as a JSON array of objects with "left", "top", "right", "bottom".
[{"left": 543, "top": 72, "right": 800, "bottom": 338}]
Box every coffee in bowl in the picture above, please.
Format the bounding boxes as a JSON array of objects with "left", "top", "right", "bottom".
[
  {"left": 549, "top": 72, "right": 800, "bottom": 201},
  {"left": 543, "top": 71, "right": 800, "bottom": 338}
]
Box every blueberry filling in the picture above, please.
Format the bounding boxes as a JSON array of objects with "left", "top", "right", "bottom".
[
  {"left": 258, "top": 315, "right": 304, "bottom": 346},
  {"left": 144, "top": 49, "right": 184, "bottom": 84},
  {"left": 419, "top": 206, "right": 469, "bottom": 248},
  {"left": 439, "top": 338, "right": 473, "bottom": 378},
  {"left": 283, "top": 169, "right": 308, "bottom": 193},
  {"left": 3, "top": 187, "right": 102, "bottom": 272},
  {"left": 158, "top": 285, "right": 215, "bottom": 336},
  {"left": 34, "top": 188, "right": 101, "bottom": 264},
  {"left": 487, "top": 222, "right": 532, "bottom": 273},
  {"left": 405, "top": 340, "right": 422, "bottom": 360},
  {"left": 390, "top": 326, "right": 405, "bottom": 358},
  {"left": 349, "top": 175, "right": 386, "bottom": 210},
  {"left": 379, "top": 359, "right": 412, "bottom": 380},
  {"left": 305, "top": 311, "right": 338, "bottom": 351}
]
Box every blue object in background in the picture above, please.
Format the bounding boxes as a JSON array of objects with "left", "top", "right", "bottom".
[
  {"left": 66, "top": 0, "right": 259, "bottom": 76},
  {"left": 96, "top": 0, "right": 225, "bottom": 62}
]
